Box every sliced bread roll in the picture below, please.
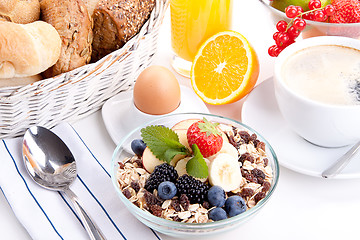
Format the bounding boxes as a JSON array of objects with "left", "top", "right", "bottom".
[{"left": 91, "top": 0, "right": 156, "bottom": 62}]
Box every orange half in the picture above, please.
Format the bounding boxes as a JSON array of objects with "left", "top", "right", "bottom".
[{"left": 190, "top": 31, "right": 259, "bottom": 105}]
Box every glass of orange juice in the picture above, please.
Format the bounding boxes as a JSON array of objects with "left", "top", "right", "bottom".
[{"left": 170, "top": 0, "right": 233, "bottom": 77}]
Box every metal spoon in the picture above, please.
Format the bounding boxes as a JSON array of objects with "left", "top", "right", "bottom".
[
  {"left": 22, "top": 126, "right": 106, "bottom": 240},
  {"left": 322, "top": 141, "right": 360, "bottom": 178}
]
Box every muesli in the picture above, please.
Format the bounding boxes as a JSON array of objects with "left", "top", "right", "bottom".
[{"left": 116, "top": 118, "right": 273, "bottom": 223}]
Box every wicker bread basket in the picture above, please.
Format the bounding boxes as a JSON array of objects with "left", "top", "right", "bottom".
[{"left": 0, "top": 0, "right": 169, "bottom": 139}]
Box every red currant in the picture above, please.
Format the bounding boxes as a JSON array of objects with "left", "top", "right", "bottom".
[
  {"left": 295, "top": 6, "right": 304, "bottom": 14},
  {"left": 276, "top": 32, "right": 291, "bottom": 47},
  {"left": 273, "top": 31, "right": 280, "bottom": 41},
  {"left": 324, "top": 5, "right": 335, "bottom": 16},
  {"left": 313, "top": 9, "right": 326, "bottom": 22},
  {"left": 293, "top": 18, "right": 306, "bottom": 31},
  {"left": 285, "top": 5, "right": 300, "bottom": 18},
  {"left": 309, "top": 0, "right": 321, "bottom": 10},
  {"left": 287, "top": 25, "right": 301, "bottom": 39},
  {"left": 276, "top": 20, "right": 288, "bottom": 32},
  {"left": 268, "top": 45, "right": 283, "bottom": 57},
  {"left": 303, "top": 11, "right": 314, "bottom": 20}
]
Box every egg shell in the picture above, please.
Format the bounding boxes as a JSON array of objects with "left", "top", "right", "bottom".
[{"left": 133, "top": 65, "right": 181, "bottom": 115}]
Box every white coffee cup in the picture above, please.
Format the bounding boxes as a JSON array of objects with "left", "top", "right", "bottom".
[{"left": 274, "top": 36, "right": 360, "bottom": 148}]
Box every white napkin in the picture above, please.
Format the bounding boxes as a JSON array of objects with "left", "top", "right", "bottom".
[{"left": 0, "top": 122, "right": 162, "bottom": 240}]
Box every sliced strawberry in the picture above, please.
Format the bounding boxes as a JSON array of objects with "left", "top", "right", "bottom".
[
  {"left": 186, "top": 118, "right": 223, "bottom": 158},
  {"left": 329, "top": 0, "right": 360, "bottom": 23}
]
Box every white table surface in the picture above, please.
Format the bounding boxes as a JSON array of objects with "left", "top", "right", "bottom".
[{"left": 1, "top": 1, "right": 359, "bottom": 239}]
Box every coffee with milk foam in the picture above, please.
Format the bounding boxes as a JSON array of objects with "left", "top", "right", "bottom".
[{"left": 281, "top": 45, "right": 360, "bottom": 106}]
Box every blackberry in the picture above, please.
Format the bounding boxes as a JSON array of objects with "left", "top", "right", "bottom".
[
  {"left": 175, "top": 175, "right": 209, "bottom": 204},
  {"left": 145, "top": 163, "right": 178, "bottom": 193}
]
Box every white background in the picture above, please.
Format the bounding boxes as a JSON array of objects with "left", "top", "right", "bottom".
[{"left": 1, "top": 0, "right": 359, "bottom": 239}]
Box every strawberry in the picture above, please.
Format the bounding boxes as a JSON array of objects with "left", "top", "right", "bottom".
[
  {"left": 329, "top": 0, "right": 360, "bottom": 23},
  {"left": 186, "top": 118, "right": 223, "bottom": 158}
]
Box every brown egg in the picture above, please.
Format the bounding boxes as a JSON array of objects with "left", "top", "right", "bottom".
[{"left": 133, "top": 65, "right": 181, "bottom": 115}]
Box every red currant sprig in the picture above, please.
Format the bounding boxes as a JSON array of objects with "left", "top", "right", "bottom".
[{"left": 268, "top": 0, "right": 335, "bottom": 57}]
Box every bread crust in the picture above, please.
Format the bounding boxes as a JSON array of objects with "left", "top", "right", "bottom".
[
  {"left": 41, "top": 0, "right": 93, "bottom": 78},
  {"left": 0, "top": 0, "right": 40, "bottom": 23},
  {"left": 91, "top": 0, "right": 155, "bottom": 62},
  {"left": 0, "top": 21, "right": 61, "bottom": 78}
]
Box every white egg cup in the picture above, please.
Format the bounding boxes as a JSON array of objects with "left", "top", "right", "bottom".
[
  {"left": 115, "top": 85, "right": 209, "bottom": 143},
  {"left": 274, "top": 36, "right": 360, "bottom": 148}
]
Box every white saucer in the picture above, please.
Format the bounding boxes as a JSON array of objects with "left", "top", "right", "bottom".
[
  {"left": 242, "top": 78, "right": 360, "bottom": 179},
  {"left": 102, "top": 85, "right": 209, "bottom": 145}
]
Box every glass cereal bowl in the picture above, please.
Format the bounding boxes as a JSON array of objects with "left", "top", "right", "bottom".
[
  {"left": 260, "top": 0, "right": 360, "bottom": 39},
  {"left": 111, "top": 113, "right": 279, "bottom": 238}
]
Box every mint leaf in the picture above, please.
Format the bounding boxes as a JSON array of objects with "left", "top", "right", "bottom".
[
  {"left": 186, "top": 144, "right": 209, "bottom": 178},
  {"left": 141, "top": 125, "right": 189, "bottom": 164}
]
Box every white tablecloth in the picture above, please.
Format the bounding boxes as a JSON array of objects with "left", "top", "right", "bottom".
[{"left": 0, "top": 1, "right": 359, "bottom": 239}]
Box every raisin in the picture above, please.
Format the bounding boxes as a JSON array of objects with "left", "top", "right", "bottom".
[
  {"left": 250, "top": 133, "right": 257, "bottom": 142},
  {"left": 254, "top": 192, "right": 266, "bottom": 203},
  {"left": 118, "top": 161, "right": 125, "bottom": 169},
  {"left": 253, "top": 139, "right": 260, "bottom": 148},
  {"left": 122, "top": 189, "right": 131, "bottom": 199},
  {"left": 202, "top": 201, "right": 210, "bottom": 209},
  {"left": 133, "top": 159, "right": 143, "bottom": 168},
  {"left": 180, "top": 194, "right": 190, "bottom": 211},
  {"left": 257, "top": 142, "right": 266, "bottom": 151},
  {"left": 150, "top": 205, "right": 162, "bottom": 217},
  {"left": 144, "top": 190, "right": 161, "bottom": 206},
  {"left": 263, "top": 158, "right": 269, "bottom": 167},
  {"left": 173, "top": 216, "right": 181, "bottom": 222},
  {"left": 229, "top": 135, "right": 240, "bottom": 148},
  {"left": 131, "top": 180, "right": 140, "bottom": 193},
  {"left": 171, "top": 199, "right": 181, "bottom": 212},
  {"left": 262, "top": 181, "right": 271, "bottom": 192},
  {"left": 257, "top": 177, "right": 264, "bottom": 185},
  {"left": 243, "top": 171, "right": 257, "bottom": 183},
  {"left": 239, "top": 152, "right": 255, "bottom": 163},
  {"left": 252, "top": 168, "right": 266, "bottom": 180},
  {"left": 240, "top": 188, "right": 254, "bottom": 199},
  {"left": 239, "top": 131, "right": 251, "bottom": 143}
]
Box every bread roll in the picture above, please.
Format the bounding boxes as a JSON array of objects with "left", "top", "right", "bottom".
[
  {"left": 0, "top": 21, "right": 61, "bottom": 78},
  {"left": 0, "top": 74, "right": 42, "bottom": 88},
  {"left": 40, "top": 0, "right": 93, "bottom": 78},
  {"left": 0, "top": 0, "right": 40, "bottom": 23},
  {"left": 91, "top": 0, "right": 156, "bottom": 62}
]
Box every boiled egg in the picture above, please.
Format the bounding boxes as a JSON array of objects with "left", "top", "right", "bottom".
[{"left": 133, "top": 65, "right": 181, "bottom": 115}]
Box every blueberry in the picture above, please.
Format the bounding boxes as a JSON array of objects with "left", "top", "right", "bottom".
[
  {"left": 224, "top": 195, "right": 247, "bottom": 217},
  {"left": 207, "top": 186, "right": 226, "bottom": 207},
  {"left": 158, "top": 181, "right": 177, "bottom": 200},
  {"left": 209, "top": 207, "right": 227, "bottom": 221},
  {"left": 131, "top": 139, "right": 146, "bottom": 156}
]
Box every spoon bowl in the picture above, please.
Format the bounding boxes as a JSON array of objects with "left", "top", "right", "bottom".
[{"left": 23, "top": 126, "right": 105, "bottom": 240}]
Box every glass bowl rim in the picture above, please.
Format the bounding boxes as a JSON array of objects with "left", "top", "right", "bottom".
[
  {"left": 110, "top": 112, "right": 280, "bottom": 229},
  {"left": 259, "top": 0, "right": 360, "bottom": 26}
]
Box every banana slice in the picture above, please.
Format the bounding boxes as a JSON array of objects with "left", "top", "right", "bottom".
[
  {"left": 175, "top": 157, "right": 210, "bottom": 182},
  {"left": 207, "top": 142, "right": 239, "bottom": 162},
  {"left": 209, "top": 153, "right": 242, "bottom": 192}
]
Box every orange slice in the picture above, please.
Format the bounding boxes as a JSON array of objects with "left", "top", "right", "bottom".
[{"left": 190, "top": 31, "right": 259, "bottom": 105}]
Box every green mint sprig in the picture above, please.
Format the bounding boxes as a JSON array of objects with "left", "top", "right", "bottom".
[
  {"left": 186, "top": 144, "right": 209, "bottom": 178},
  {"left": 141, "top": 125, "right": 189, "bottom": 164},
  {"left": 140, "top": 125, "right": 209, "bottom": 178}
]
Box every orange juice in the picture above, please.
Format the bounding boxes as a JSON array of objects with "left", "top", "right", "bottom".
[{"left": 170, "top": 0, "right": 233, "bottom": 62}]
